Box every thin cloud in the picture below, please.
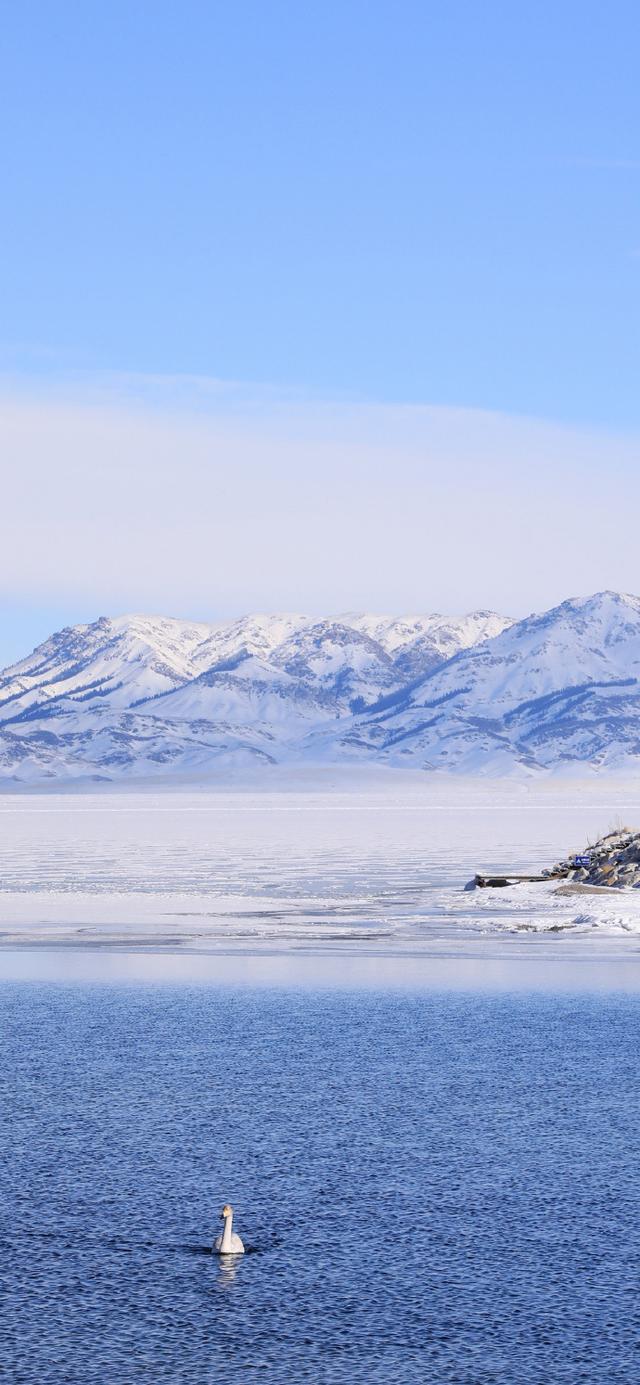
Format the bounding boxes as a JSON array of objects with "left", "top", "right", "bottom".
[{"left": 1, "top": 374, "right": 639, "bottom": 621}]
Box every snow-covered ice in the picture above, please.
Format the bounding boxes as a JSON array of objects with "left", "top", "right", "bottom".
[{"left": 3, "top": 775, "right": 640, "bottom": 952}]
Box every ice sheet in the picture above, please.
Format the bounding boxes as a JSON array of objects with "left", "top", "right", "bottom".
[{"left": 2, "top": 777, "right": 640, "bottom": 951}]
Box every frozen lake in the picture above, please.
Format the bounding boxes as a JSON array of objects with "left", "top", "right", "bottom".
[{"left": 2, "top": 777, "right": 640, "bottom": 954}]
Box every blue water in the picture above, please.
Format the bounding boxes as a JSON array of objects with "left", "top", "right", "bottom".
[{"left": 2, "top": 982, "right": 640, "bottom": 1383}]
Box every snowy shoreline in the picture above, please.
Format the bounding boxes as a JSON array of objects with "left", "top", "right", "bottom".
[{"left": 2, "top": 779, "right": 640, "bottom": 952}]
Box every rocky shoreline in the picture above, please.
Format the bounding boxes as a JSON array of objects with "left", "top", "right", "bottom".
[
  {"left": 472, "top": 826, "right": 640, "bottom": 892},
  {"left": 544, "top": 828, "right": 640, "bottom": 890}
]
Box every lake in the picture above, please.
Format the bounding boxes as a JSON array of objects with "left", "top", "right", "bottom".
[{"left": 3, "top": 975, "right": 640, "bottom": 1383}]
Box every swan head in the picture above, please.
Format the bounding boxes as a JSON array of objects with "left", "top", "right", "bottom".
[{"left": 220, "top": 1203, "right": 233, "bottom": 1220}]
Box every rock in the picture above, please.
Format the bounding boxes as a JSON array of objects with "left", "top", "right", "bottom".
[{"left": 548, "top": 827, "right": 640, "bottom": 891}]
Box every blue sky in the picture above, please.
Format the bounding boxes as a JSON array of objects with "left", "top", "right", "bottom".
[
  {"left": 3, "top": 1, "right": 639, "bottom": 421},
  {"left": 1, "top": 3, "right": 639, "bottom": 662}
]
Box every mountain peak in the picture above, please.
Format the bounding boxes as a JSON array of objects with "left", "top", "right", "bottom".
[
  {"left": 540, "top": 589, "right": 640, "bottom": 618},
  {"left": 325, "top": 589, "right": 640, "bottom": 774}
]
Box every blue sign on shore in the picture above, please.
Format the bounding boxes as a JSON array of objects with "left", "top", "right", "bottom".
[{"left": 574, "top": 855, "right": 591, "bottom": 867}]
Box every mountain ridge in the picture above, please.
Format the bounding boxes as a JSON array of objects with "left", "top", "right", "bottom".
[
  {"left": 2, "top": 594, "right": 639, "bottom": 781},
  {"left": 312, "top": 590, "right": 640, "bottom": 773}
]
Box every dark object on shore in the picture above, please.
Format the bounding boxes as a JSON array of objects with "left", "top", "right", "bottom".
[{"left": 472, "top": 873, "right": 556, "bottom": 889}]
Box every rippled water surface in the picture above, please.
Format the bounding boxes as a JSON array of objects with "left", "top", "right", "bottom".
[{"left": 3, "top": 982, "right": 640, "bottom": 1382}]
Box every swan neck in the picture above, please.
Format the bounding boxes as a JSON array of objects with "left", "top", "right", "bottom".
[{"left": 221, "top": 1211, "right": 234, "bottom": 1252}]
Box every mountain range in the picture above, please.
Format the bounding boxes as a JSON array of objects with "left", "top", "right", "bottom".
[{"left": 1, "top": 593, "right": 639, "bottom": 781}]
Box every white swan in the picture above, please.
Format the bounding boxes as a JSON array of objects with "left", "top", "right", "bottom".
[{"left": 214, "top": 1203, "right": 245, "bottom": 1255}]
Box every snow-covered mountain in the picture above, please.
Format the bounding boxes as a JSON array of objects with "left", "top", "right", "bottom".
[
  {"left": 343, "top": 611, "right": 510, "bottom": 679},
  {"left": 0, "top": 614, "right": 216, "bottom": 721},
  {"left": 0, "top": 608, "right": 510, "bottom": 781},
  {"left": 4, "top": 594, "right": 640, "bottom": 781},
  {"left": 313, "top": 591, "right": 640, "bottom": 773}
]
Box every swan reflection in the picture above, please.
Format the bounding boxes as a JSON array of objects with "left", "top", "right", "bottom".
[{"left": 216, "top": 1253, "right": 241, "bottom": 1286}]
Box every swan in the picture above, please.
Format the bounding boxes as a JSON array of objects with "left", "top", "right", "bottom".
[{"left": 214, "top": 1204, "right": 245, "bottom": 1255}]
